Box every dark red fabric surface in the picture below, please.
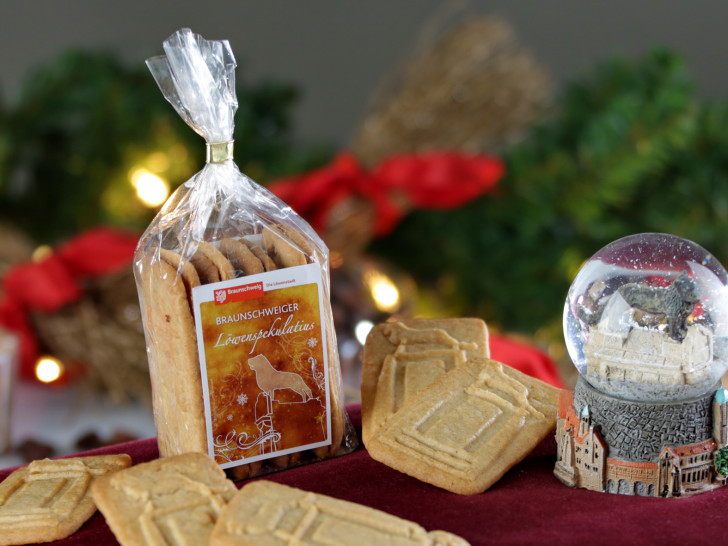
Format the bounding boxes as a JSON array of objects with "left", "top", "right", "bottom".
[{"left": 3, "top": 404, "right": 728, "bottom": 545}]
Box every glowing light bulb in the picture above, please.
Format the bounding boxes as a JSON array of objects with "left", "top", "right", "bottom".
[
  {"left": 354, "top": 320, "right": 374, "bottom": 346},
  {"left": 365, "top": 270, "right": 400, "bottom": 313},
  {"left": 31, "top": 245, "right": 52, "bottom": 263},
  {"left": 130, "top": 168, "right": 169, "bottom": 207},
  {"left": 35, "top": 357, "right": 63, "bottom": 383}
]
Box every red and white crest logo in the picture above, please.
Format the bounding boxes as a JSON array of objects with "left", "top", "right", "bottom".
[{"left": 213, "top": 282, "right": 265, "bottom": 305}]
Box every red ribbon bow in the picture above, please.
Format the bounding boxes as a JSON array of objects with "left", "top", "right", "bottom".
[
  {"left": 269, "top": 151, "right": 504, "bottom": 236},
  {"left": 0, "top": 227, "right": 139, "bottom": 379}
]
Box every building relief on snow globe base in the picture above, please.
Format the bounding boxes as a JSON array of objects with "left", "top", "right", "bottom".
[
  {"left": 556, "top": 233, "right": 728, "bottom": 497},
  {"left": 555, "top": 378, "right": 727, "bottom": 497}
]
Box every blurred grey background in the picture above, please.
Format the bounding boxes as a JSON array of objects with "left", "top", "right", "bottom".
[{"left": 2, "top": 0, "right": 727, "bottom": 146}]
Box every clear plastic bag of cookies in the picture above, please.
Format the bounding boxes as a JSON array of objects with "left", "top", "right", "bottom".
[{"left": 134, "top": 29, "right": 358, "bottom": 479}]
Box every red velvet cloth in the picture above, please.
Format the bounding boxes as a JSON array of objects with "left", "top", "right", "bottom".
[{"left": 3, "top": 404, "right": 728, "bottom": 545}]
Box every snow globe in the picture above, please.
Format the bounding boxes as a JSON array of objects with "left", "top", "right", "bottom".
[{"left": 554, "top": 233, "right": 728, "bottom": 497}]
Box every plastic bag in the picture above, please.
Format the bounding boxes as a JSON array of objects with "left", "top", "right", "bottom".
[{"left": 134, "top": 29, "right": 357, "bottom": 479}]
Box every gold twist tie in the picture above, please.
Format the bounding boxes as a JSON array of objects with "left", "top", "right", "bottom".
[{"left": 206, "top": 141, "right": 234, "bottom": 164}]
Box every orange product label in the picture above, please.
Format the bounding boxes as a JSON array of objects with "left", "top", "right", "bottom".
[{"left": 192, "top": 263, "right": 331, "bottom": 469}]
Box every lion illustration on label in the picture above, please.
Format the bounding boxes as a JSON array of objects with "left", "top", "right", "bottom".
[{"left": 247, "top": 354, "right": 313, "bottom": 402}]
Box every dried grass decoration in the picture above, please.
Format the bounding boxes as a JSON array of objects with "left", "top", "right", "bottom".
[
  {"left": 31, "top": 267, "right": 149, "bottom": 403},
  {"left": 351, "top": 16, "right": 551, "bottom": 166},
  {"left": 0, "top": 224, "right": 33, "bottom": 279}
]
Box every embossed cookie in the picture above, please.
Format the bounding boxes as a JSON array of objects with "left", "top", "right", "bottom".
[
  {"left": 361, "top": 318, "right": 489, "bottom": 444},
  {"left": 0, "top": 454, "right": 131, "bottom": 546},
  {"left": 241, "top": 239, "right": 277, "bottom": 271},
  {"left": 269, "top": 223, "right": 318, "bottom": 261},
  {"left": 190, "top": 241, "right": 236, "bottom": 283},
  {"left": 209, "top": 480, "right": 470, "bottom": 546},
  {"left": 140, "top": 256, "right": 207, "bottom": 457},
  {"left": 366, "top": 358, "right": 560, "bottom": 495},
  {"left": 92, "top": 453, "right": 237, "bottom": 546},
  {"left": 262, "top": 225, "right": 308, "bottom": 268},
  {"left": 159, "top": 248, "right": 201, "bottom": 310},
  {"left": 219, "top": 238, "right": 264, "bottom": 276}
]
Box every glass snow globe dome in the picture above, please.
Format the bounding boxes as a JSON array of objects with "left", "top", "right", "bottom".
[{"left": 564, "top": 233, "right": 728, "bottom": 402}]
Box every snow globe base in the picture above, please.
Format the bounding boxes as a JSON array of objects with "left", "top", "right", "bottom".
[{"left": 554, "top": 376, "right": 728, "bottom": 497}]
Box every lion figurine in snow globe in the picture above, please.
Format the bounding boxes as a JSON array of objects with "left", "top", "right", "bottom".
[{"left": 555, "top": 233, "right": 728, "bottom": 497}]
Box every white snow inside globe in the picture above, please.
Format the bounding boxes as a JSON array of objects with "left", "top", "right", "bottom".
[{"left": 564, "top": 233, "right": 728, "bottom": 402}]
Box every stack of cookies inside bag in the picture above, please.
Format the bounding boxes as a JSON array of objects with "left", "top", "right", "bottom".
[
  {"left": 134, "top": 28, "right": 356, "bottom": 479},
  {"left": 362, "top": 318, "right": 560, "bottom": 494},
  {"left": 138, "top": 225, "right": 352, "bottom": 478}
]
